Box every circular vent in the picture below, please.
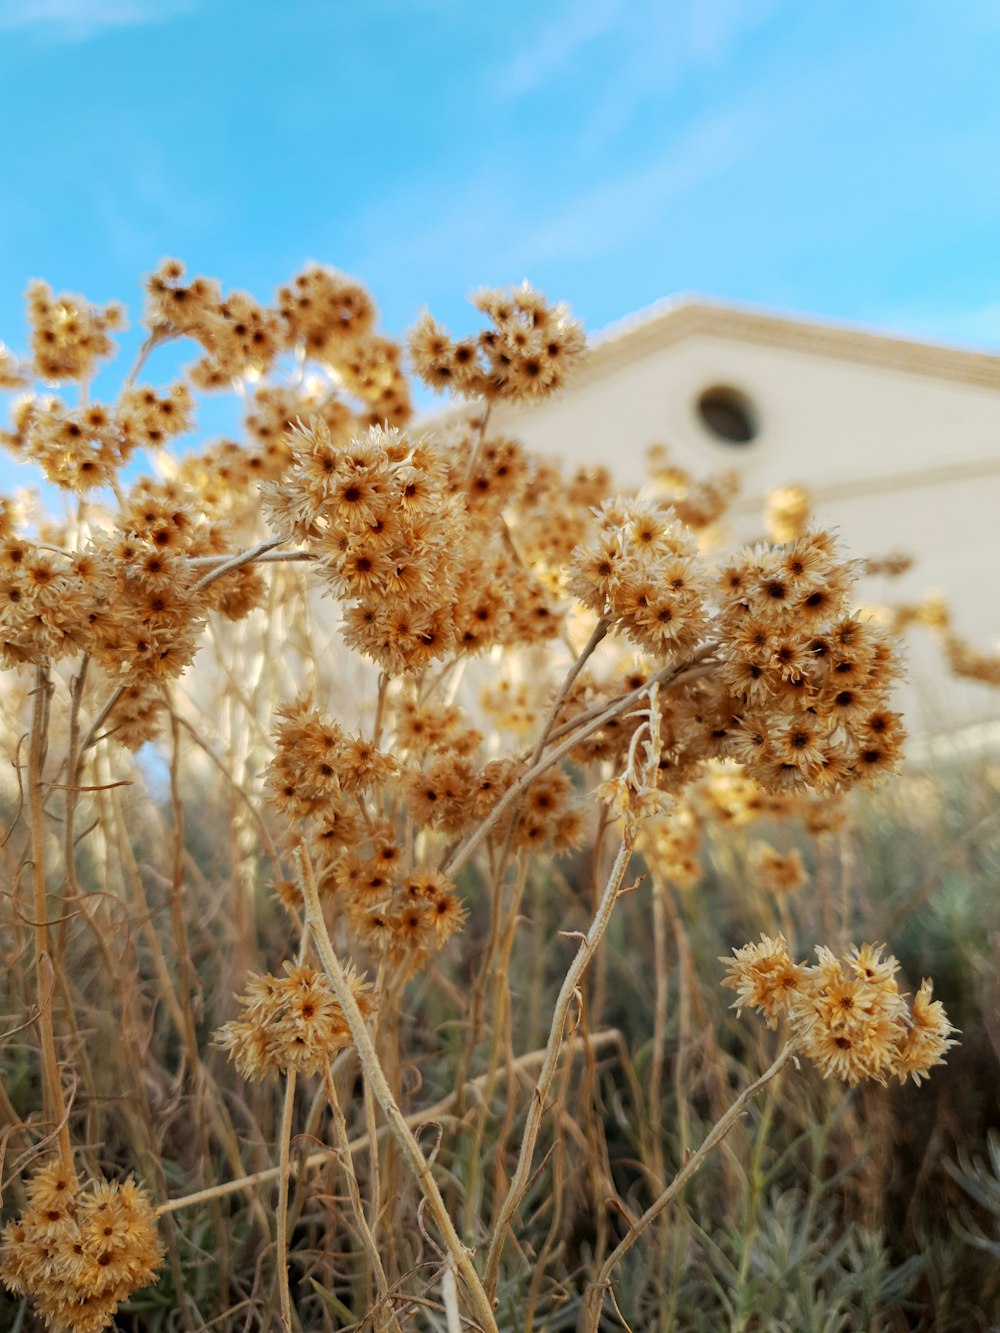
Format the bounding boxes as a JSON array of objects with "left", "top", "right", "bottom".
[{"left": 695, "top": 385, "right": 759, "bottom": 445}]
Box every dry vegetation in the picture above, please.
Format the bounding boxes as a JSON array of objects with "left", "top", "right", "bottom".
[{"left": 0, "top": 264, "right": 997, "bottom": 1331}]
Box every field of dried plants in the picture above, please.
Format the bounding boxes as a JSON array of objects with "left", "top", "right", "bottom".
[{"left": 0, "top": 264, "right": 997, "bottom": 1332}]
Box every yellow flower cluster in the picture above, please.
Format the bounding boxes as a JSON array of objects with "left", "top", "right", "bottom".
[
  {"left": 0, "top": 1164, "right": 163, "bottom": 1332},
  {"left": 721, "top": 935, "right": 957, "bottom": 1086}
]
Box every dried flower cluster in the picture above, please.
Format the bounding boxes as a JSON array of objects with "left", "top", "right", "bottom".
[
  {"left": 409, "top": 283, "right": 586, "bottom": 400},
  {"left": 722, "top": 935, "right": 957, "bottom": 1085},
  {"left": 646, "top": 443, "right": 740, "bottom": 532},
  {"left": 748, "top": 841, "right": 808, "bottom": 896},
  {"left": 566, "top": 513, "right": 907, "bottom": 796},
  {"left": 0, "top": 1164, "right": 163, "bottom": 1332},
  {"left": 570, "top": 499, "right": 711, "bottom": 656},
  {"left": 26, "top": 281, "right": 125, "bottom": 384},
  {"left": 262, "top": 420, "right": 558, "bottom": 674},
  {"left": 215, "top": 961, "right": 374, "bottom": 1080},
  {"left": 714, "top": 533, "right": 906, "bottom": 791},
  {"left": 765, "top": 483, "right": 813, "bottom": 544},
  {"left": 261, "top": 695, "right": 583, "bottom": 973},
  {"left": 0, "top": 483, "right": 266, "bottom": 747},
  {"left": 2, "top": 382, "right": 194, "bottom": 491}
]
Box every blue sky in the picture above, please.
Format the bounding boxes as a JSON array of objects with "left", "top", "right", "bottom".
[{"left": 1, "top": 0, "right": 998, "bottom": 413}]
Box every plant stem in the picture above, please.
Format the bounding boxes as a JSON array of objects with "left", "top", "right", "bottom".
[
  {"left": 483, "top": 835, "right": 635, "bottom": 1298},
  {"left": 529, "top": 617, "right": 609, "bottom": 767},
  {"left": 325, "top": 1070, "right": 401, "bottom": 1333},
  {"left": 444, "top": 646, "right": 717, "bottom": 878},
  {"left": 579, "top": 1043, "right": 796, "bottom": 1331},
  {"left": 192, "top": 534, "right": 287, "bottom": 593},
  {"left": 27, "top": 663, "right": 72, "bottom": 1171},
  {"left": 154, "top": 1029, "right": 623, "bottom": 1216},
  {"left": 277, "top": 1069, "right": 296, "bottom": 1332},
  {"left": 297, "top": 846, "right": 499, "bottom": 1333}
]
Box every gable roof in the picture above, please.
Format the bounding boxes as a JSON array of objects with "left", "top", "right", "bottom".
[{"left": 579, "top": 296, "right": 1000, "bottom": 392}]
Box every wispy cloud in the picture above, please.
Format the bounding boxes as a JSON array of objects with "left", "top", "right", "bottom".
[
  {"left": 494, "top": 0, "right": 786, "bottom": 104},
  {"left": 0, "top": 0, "right": 195, "bottom": 39},
  {"left": 500, "top": 105, "right": 766, "bottom": 269},
  {"left": 346, "top": 97, "right": 765, "bottom": 299},
  {"left": 495, "top": 0, "right": 625, "bottom": 98}
]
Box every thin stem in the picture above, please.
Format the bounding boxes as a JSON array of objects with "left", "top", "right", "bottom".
[
  {"left": 372, "top": 672, "right": 389, "bottom": 750},
  {"left": 463, "top": 402, "right": 493, "bottom": 488},
  {"left": 444, "top": 646, "right": 718, "bottom": 879},
  {"left": 155, "top": 1029, "right": 622, "bottom": 1216},
  {"left": 124, "top": 328, "right": 171, "bottom": 387},
  {"left": 579, "top": 1043, "right": 796, "bottom": 1332},
  {"left": 441, "top": 1260, "right": 463, "bottom": 1333},
  {"left": 325, "top": 1070, "right": 401, "bottom": 1333},
  {"left": 483, "top": 835, "right": 635, "bottom": 1298},
  {"left": 79, "top": 683, "right": 126, "bottom": 756},
  {"left": 529, "top": 617, "right": 609, "bottom": 768},
  {"left": 27, "top": 662, "right": 72, "bottom": 1170},
  {"left": 192, "top": 534, "right": 287, "bottom": 593},
  {"left": 188, "top": 549, "right": 314, "bottom": 568},
  {"left": 297, "top": 846, "right": 499, "bottom": 1333},
  {"left": 277, "top": 1070, "right": 296, "bottom": 1332}
]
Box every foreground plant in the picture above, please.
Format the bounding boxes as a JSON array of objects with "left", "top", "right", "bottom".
[
  {"left": 0, "top": 1166, "right": 163, "bottom": 1333},
  {"left": 0, "top": 261, "right": 967, "bottom": 1330}
]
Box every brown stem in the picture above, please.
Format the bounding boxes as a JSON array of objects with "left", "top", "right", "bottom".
[
  {"left": 297, "top": 846, "right": 498, "bottom": 1332},
  {"left": 277, "top": 1069, "right": 296, "bottom": 1332},
  {"left": 463, "top": 402, "right": 493, "bottom": 488},
  {"left": 483, "top": 835, "right": 635, "bottom": 1297},
  {"left": 325, "top": 1070, "right": 401, "bottom": 1333},
  {"left": 192, "top": 534, "right": 287, "bottom": 593},
  {"left": 529, "top": 618, "right": 609, "bottom": 768},
  {"left": 154, "top": 1029, "right": 622, "bottom": 1216},
  {"left": 444, "top": 646, "right": 718, "bottom": 879},
  {"left": 27, "top": 662, "right": 72, "bottom": 1170}
]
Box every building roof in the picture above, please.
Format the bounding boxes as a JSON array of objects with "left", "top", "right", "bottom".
[{"left": 580, "top": 296, "right": 1000, "bottom": 392}]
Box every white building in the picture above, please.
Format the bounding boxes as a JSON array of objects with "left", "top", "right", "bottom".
[{"left": 485, "top": 298, "right": 1000, "bottom": 739}]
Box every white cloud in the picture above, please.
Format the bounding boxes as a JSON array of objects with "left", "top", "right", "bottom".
[{"left": 0, "top": 0, "right": 195, "bottom": 38}]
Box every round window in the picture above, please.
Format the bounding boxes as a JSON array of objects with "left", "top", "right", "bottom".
[{"left": 695, "top": 385, "right": 759, "bottom": 444}]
